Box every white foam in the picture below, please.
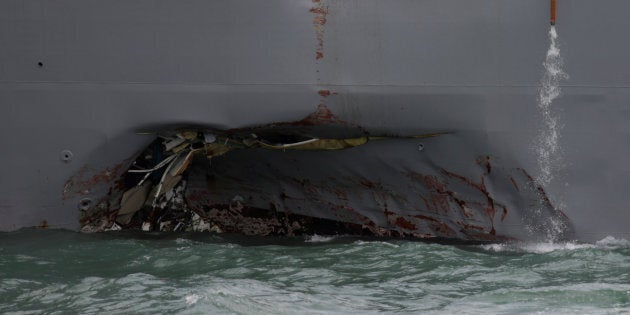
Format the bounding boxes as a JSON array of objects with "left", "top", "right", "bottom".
[
  {"left": 481, "top": 236, "right": 630, "bottom": 254},
  {"left": 481, "top": 242, "right": 592, "bottom": 254},
  {"left": 353, "top": 240, "right": 400, "bottom": 248},
  {"left": 185, "top": 293, "right": 201, "bottom": 305},
  {"left": 305, "top": 234, "right": 336, "bottom": 243},
  {"left": 595, "top": 236, "right": 630, "bottom": 247}
]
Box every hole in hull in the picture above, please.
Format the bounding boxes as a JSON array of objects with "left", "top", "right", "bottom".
[{"left": 76, "top": 119, "right": 572, "bottom": 243}]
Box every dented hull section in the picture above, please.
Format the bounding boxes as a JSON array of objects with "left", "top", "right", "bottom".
[
  {"left": 76, "top": 107, "right": 573, "bottom": 243},
  {"left": 2, "top": 0, "right": 630, "bottom": 243}
]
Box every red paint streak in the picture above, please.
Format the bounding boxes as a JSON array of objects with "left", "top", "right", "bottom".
[
  {"left": 420, "top": 196, "right": 436, "bottom": 214},
  {"left": 442, "top": 168, "right": 497, "bottom": 233},
  {"left": 63, "top": 163, "right": 124, "bottom": 200},
  {"left": 475, "top": 155, "right": 491, "bottom": 174},
  {"left": 318, "top": 89, "right": 331, "bottom": 97},
  {"left": 422, "top": 175, "right": 446, "bottom": 193},
  {"left": 457, "top": 221, "right": 485, "bottom": 231},
  {"left": 394, "top": 217, "right": 416, "bottom": 230},
  {"left": 419, "top": 194, "right": 449, "bottom": 215},
  {"left": 414, "top": 214, "right": 439, "bottom": 222},
  {"left": 442, "top": 170, "right": 486, "bottom": 197},
  {"left": 509, "top": 176, "right": 520, "bottom": 192},
  {"left": 309, "top": 7, "right": 329, "bottom": 17},
  {"left": 501, "top": 206, "right": 508, "bottom": 222},
  {"left": 86, "top": 163, "right": 122, "bottom": 185},
  {"left": 484, "top": 156, "right": 492, "bottom": 174},
  {"left": 429, "top": 194, "right": 450, "bottom": 214},
  {"left": 518, "top": 168, "right": 554, "bottom": 207},
  {"left": 431, "top": 220, "right": 457, "bottom": 237},
  {"left": 360, "top": 179, "right": 377, "bottom": 189},
  {"left": 405, "top": 172, "right": 453, "bottom": 214},
  {"left": 343, "top": 205, "right": 372, "bottom": 224},
  {"left": 281, "top": 104, "right": 345, "bottom": 126},
  {"left": 415, "top": 213, "right": 457, "bottom": 237},
  {"left": 331, "top": 188, "right": 348, "bottom": 200},
  {"left": 312, "top": 15, "right": 327, "bottom": 27},
  {"left": 310, "top": 1, "right": 328, "bottom": 61},
  {"left": 312, "top": 104, "right": 334, "bottom": 120}
]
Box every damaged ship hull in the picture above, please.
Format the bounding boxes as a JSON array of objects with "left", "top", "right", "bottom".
[{"left": 1, "top": 0, "right": 629, "bottom": 243}]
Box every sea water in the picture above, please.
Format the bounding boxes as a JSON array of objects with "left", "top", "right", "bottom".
[{"left": 1, "top": 229, "right": 629, "bottom": 314}]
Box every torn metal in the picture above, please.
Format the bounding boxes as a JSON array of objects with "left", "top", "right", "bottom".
[{"left": 76, "top": 107, "right": 573, "bottom": 243}]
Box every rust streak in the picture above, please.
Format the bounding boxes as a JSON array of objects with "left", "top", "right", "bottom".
[
  {"left": 318, "top": 89, "right": 331, "bottom": 97},
  {"left": 310, "top": 1, "right": 328, "bottom": 61},
  {"left": 394, "top": 217, "right": 416, "bottom": 230},
  {"left": 37, "top": 220, "right": 49, "bottom": 229},
  {"left": 457, "top": 221, "right": 485, "bottom": 231},
  {"left": 442, "top": 168, "right": 497, "bottom": 234},
  {"left": 414, "top": 214, "right": 439, "bottom": 222},
  {"left": 63, "top": 163, "right": 124, "bottom": 200},
  {"left": 298, "top": 104, "right": 344, "bottom": 125},
  {"left": 509, "top": 176, "right": 520, "bottom": 192},
  {"left": 518, "top": 168, "right": 554, "bottom": 207}
]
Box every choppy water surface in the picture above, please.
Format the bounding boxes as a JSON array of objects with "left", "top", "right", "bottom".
[{"left": 1, "top": 230, "right": 629, "bottom": 314}]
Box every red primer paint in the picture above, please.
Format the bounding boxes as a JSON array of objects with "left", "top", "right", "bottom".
[{"left": 315, "top": 52, "right": 324, "bottom": 60}]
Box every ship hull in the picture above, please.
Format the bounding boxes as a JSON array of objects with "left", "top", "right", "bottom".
[{"left": 1, "top": 0, "right": 629, "bottom": 242}]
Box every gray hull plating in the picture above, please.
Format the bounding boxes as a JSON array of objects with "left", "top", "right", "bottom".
[{"left": 1, "top": 0, "right": 629, "bottom": 242}]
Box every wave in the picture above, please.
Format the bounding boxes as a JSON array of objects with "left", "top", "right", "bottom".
[
  {"left": 480, "top": 236, "right": 630, "bottom": 254},
  {"left": 304, "top": 234, "right": 336, "bottom": 243}
]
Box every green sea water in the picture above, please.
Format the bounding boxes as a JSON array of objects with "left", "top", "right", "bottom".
[{"left": 1, "top": 230, "right": 629, "bottom": 314}]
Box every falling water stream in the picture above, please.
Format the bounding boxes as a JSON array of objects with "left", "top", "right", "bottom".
[
  {"left": 536, "top": 26, "right": 568, "bottom": 187},
  {"left": 529, "top": 25, "right": 570, "bottom": 241}
]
